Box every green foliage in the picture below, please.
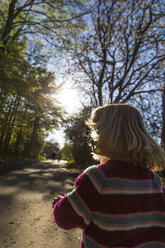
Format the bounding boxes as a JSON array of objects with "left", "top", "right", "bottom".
[
  {"left": 0, "top": 41, "right": 63, "bottom": 158},
  {"left": 61, "top": 144, "right": 73, "bottom": 161},
  {"left": 38, "top": 155, "right": 47, "bottom": 161},
  {"left": 0, "top": 0, "right": 87, "bottom": 54},
  {"left": 0, "top": 0, "right": 88, "bottom": 159},
  {"left": 64, "top": 106, "right": 96, "bottom": 166}
]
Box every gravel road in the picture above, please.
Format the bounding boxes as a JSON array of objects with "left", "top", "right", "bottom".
[{"left": 0, "top": 160, "right": 82, "bottom": 248}]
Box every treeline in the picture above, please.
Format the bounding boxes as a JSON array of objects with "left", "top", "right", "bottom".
[
  {"left": 0, "top": 51, "right": 62, "bottom": 158},
  {"left": 0, "top": 0, "right": 87, "bottom": 159}
]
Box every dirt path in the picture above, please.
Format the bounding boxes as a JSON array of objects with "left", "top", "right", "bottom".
[{"left": 0, "top": 160, "right": 82, "bottom": 248}]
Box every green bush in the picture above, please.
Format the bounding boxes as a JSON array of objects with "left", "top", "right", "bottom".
[{"left": 38, "top": 155, "right": 47, "bottom": 160}]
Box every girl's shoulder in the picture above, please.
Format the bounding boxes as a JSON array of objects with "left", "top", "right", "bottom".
[
  {"left": 74, "top": 164, "right": 103, "bottom": 189},
  {"left": 84, "top": 164, "right": 100, "bottom": 173},
  {"left": 76, "top": 163, "right": 105, "bottom": 182},
  {"left": 146, "top": 168, "right": 162, "bottom": 181},
  {"left": 83, "top": 162, "right": 106, "bottom": 175}
]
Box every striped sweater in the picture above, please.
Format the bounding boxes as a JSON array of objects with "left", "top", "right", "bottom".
[{"left": 53, "top": 160, "right": 165, "bottom": 247}]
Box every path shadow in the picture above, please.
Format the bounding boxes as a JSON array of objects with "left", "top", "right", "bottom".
[
  {"left": 0, "top": 161, "right": 80, "bottom": 201},
  {"left": 0, "top": 161, "right": 82, "bottom": 247}
]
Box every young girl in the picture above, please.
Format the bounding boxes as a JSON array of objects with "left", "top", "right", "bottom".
[{"left": 52, "top": 104, "right": 165, "bottom": 248}]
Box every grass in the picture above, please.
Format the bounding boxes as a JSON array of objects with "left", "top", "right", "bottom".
[{"left": 38, "top": 155, "right": 47, "bottom": 160}]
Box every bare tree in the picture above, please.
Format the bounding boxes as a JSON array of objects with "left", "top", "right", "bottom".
[{"left": 72, "top": 0, "right": 165, "bottom": 107}]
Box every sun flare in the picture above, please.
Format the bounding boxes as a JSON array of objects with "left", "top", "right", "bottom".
[{"left": 55, "top": 80, "right": 80, "bottom": 114}]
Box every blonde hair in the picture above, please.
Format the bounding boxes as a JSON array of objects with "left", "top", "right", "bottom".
[{"left": 86, "top": 104, "right": 165, "bottom": 170}]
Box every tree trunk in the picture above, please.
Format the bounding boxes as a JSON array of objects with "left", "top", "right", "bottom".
[
  {"left": 0, "top": 99, "right": 14, "bottom": 153},
  {"left": 3, "top": 114, "right": 16, "bottom": 154},
  {"left": 14, "top": 106, "right": 27, "bottom": 155},
  {"left": 3, "top": 96, "right": 20, "bottom": 154},
  {"left": 162, "top": 82, "right": 165, "bottom": 149},
  {"left": 24, "top": 113, "right": 40, "bottom": 158},
  {"left": 1, "top": 0, "right": 17, "bottom": 48}
]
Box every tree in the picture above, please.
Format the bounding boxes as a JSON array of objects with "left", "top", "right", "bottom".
[
  {"left": 0, "top": 45, "right": 63, "bottom": 158},
  {"left": 64, "top": 106, "right": 95, "bottom": 166},
  {"left": 22, "top": 69, "right": 63, "bottom": 158},
  {"left": 0, "top": 0, "right": 88, "bottom": 55},
  {"left": 61, "top": 144, "right": 73, "bottom": 161},
  {"left": 72, "top": 0, "right": 164, "bottom": 106},
  {"left": 69, "top": 0, "right": 165, "bottom": 142},
  {"left": 0, "top": 0, "right": 92, "bottom": 159},
  {"left": 162, "top": 82, "right": 165, "bottom": 148}
]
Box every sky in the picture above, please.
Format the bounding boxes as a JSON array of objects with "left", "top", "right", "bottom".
[
  {"left": 45, "top": 79, "right": 82, "bottom": 148},
  {"left": 46, "top": 129, "right": 65, "bottom": 148}
]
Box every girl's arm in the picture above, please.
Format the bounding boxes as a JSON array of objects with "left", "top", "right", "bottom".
[
  {"left": 53, "top": 194, "right": 87, "bottom": 229},
  {"left": 53, "top": 166, "right": 99, "bottom": 230}
]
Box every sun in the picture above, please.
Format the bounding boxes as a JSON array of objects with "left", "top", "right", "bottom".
[
  {"left": 55, "top": 80, "right": 81, "bottom": 114},
  {"left": 47, "top": 79, "right": 81, "bottom": 146}
]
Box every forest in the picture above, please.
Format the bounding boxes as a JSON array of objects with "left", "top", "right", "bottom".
[{"left": 0, "top": 0, "right": 165, "bottom": 166}]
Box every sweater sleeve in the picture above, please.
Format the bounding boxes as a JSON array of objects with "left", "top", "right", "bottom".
[{"left": 53, "top": 166, "right": 100, "bottom": 230}]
